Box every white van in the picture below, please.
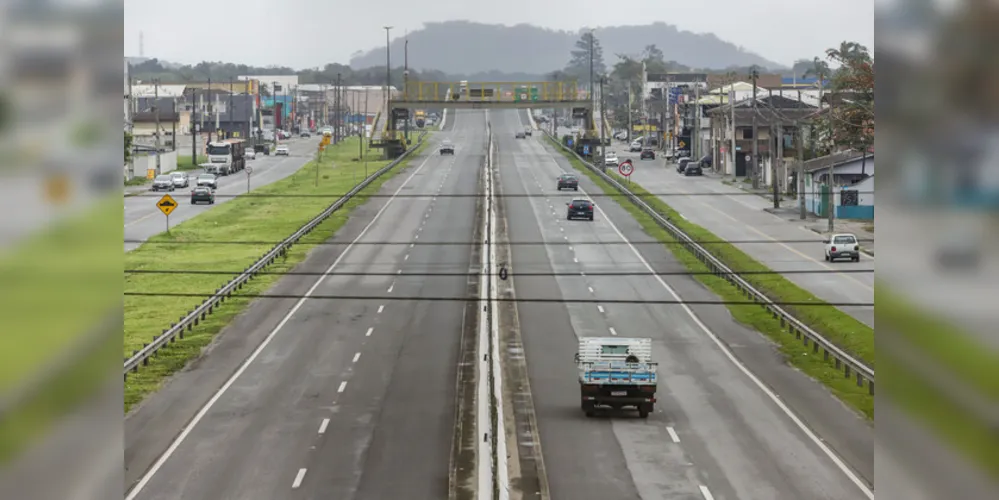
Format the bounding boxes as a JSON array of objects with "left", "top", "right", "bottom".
[{"left": 630, "top": 138, "right": 644, "bottom": 152}]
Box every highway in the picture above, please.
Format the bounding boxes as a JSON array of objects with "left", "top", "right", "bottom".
[
  {"left": 499, "top": 109, "right": 873, "bottom": 499},
  {"left": 124, "top": 111, "right": 482, "bottom": 500},
  {"left": 124, "top": 137, "right": 316, "bottom": 252}
]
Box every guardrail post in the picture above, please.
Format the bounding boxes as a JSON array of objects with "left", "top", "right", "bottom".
[{"left": 868, "top": 380, "right": 874, "bottom": 395}]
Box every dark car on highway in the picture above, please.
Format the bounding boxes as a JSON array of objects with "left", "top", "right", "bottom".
[
  {"left": 524, "top": 128, "right": 533, "bottom": 137},
  {"left": 683, "top": 159, "right": 703, "bottom": 176},
  {"left": 640, "top": 147, "right": 655, "bottom": 160},
  {"left": 190, "top": 186, "right": 216, "bottom": 205},
  {"left": 515, "top": 132, "right": 526, "bottom": 139},
  {"left": 152, "top": 175, "right": 175, "bottom": 191},
  {"left": 566, "top": 198, "right": 595, "bottom": 221},
  {"left": 556, "top": 173, "right": 579, "bottom": 191}
]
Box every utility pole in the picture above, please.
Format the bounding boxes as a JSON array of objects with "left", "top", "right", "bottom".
[
  {"left": 750, "top": 67, "right": 759, "bottom": 189},
  {"left": 826, "top": 78, "right": 835, "bottom": 232},
  {"left": 404, "top": 36, "right": 409, "bottom": 145},
  {"left": 729, "top": 88, "right": 736, "bottom": 178},
  {"left": 384, "top": 26, "right": 393, "bottom": 127},
  {"left": 191, "top": 88, "right": 198, "bottom": 164},
  {"left": 228, "top": 78, "right": 234, "bottom": 140},
  {"left": 797, "top": 89, "right": 806, "bottom": 219},
  {"left": 627, "top": 84, "right": 633, "bottom": 143},
  {"left": 153, "top": 78, "right": 161, "bottom": 175},
  {"left": 599, "top": 75, "right": 606, "bottom": 171},
  {"left": 207, "top": 77, "right": 213, "bottom": 142},
  {"left": 335, "top": 74, "right": 342, "bottom": 143},
  {"left": 693, "top": 77, "right": 700, "bottom": 160},
  {"left": 126, "top": 64, "right": 135, "bottom": 179}
]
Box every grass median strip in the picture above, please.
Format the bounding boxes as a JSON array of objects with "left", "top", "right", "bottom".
[
  {"left": 124, "top": 137, "right": 428, "bottom": 411},
  {"left": 545, "top": 137, "right": 873, "bottom": 418}
]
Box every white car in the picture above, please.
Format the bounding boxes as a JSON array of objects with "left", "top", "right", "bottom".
[
  {"left": 170, "top": 171, "right": 189, "bottom": 188},
  {"left": 246, "top": 149, "right": 256, "bottom": 160},
  {"left": 630, "top": 140, "right": 643, "bottom": 152},
  {"left": 824, "top": 233, "right": 861, "bottom": 262},
  {"left": 604, "top": 151, "right": 619, "bottom": 166},
  {"left": 275, "top": 145, "right": 290, "bottom": 156}
]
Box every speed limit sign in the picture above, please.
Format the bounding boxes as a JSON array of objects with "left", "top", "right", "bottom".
[{"left": 618, "top": 159, "right": 634, "bottom": 177}]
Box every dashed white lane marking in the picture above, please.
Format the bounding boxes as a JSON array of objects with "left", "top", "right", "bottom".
[
  {"left": 414, "top": 234, "right": 419, "bottom": 239},
  {"left": 568, "top": 246, "right": 573, "bottom": 251},
  {"left": 377, "top": 305, "right": 384, "bottom": 313},
  {"left": 667, "top": 426, "right": 681, "bottom": 443},
  {"left": 387, "top": 283, "right": 395, "bottom": 293},
  {"left": 318, "top": 418, "right": 330, "bottom": 434},
  {"left": 597, "top": 305, "right": 605, "bottom": 313},
  {"left": 560, "top": 227, "right": 564, "bottom": 232},
  {"left": 292, "top": 468, "right": 307, "bottom": 489},
  {"left": 365, "top": 327, "right": 374, "bottom": 337},
  {"left": 588, "top": 286, "right": 594, "bottom": 293},
  {"left": 609, "top": 327, "right": 618, "bottom": 336},
  {"left": 410, "top": 243, "right": 414, "bottom": 248},
  {"left": 337, "top": 381, "right": 347, "bottom": 393},
  {"left": 573, "top": 257, "right": 578, "bottom": 263},
  {"left": 397, "top": 269, "right": 402, "bottom": 274},
  {"left": 352, "top": 352, "right": 361, "bottom": 363},
  {"left": 699, "top": 485, "right": 715, "bottom": 500}
]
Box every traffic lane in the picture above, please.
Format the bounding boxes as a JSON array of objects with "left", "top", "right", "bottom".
[
  {"left": 628, "top": 166, "right": 875, "bottom": 328},
  {"left": 493, "top": 119, "right": 646, "bottom": 499},
  {"left": 310, "top": 122, "right": 484, "bottom": 500},
  {"left": 124, "top": 140, "right": 317, "bottom": 252},
  {"left": 518, "top": 132, "right": 874, "bottom": 498},
  {"left": 122, "top": 140, "right": 443, "bottom": 493},
  {"left": 127, "top": 136, "right": 459, "bottom": 500}
]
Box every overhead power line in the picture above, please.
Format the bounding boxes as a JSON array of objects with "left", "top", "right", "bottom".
[
  {"left": 125, "top": 190, "right": 875, "bottom": 199},
  {"left": 123, "top": 268, "right": 875, "bottom": 278},
  {"left": 123, "top": 291, "right": 875, "bottom": 307},
  {"left": 123, "top": 237, "right": 874, "bottom": 246}
]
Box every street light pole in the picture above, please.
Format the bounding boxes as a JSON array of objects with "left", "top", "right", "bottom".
[
  {"left": 384, "top": 26, "right": 393, "bottom": 129},
  {"left": 404, "top": 36, "right": 409, "bottom": 145}
]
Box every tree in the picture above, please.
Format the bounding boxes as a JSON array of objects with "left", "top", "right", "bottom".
[
  {"left": 564, "top": 31, "right": 606, "bottom": 87},
  {"left": 823, "top": 42, "right": 874, "bottom": 157},
  {"left": 124, "top": 130, "right": 132, "bottom": 164},
  {"left": 642, "top": 44, "right": 667, "bottom": 73}
]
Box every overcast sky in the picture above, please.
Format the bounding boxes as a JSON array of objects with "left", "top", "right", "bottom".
[{"left": 124, "top": 0, "right": 874, "bottom": 68}]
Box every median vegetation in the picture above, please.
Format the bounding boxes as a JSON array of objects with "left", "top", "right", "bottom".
[
  {"left": 123, "top": 137, "right": 428, "bottom": 411},
  {"left": 545, "top": 136, "right": 874, "bottom": 418}
]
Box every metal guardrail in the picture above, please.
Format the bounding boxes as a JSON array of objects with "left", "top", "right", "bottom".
[
  {"left": 544, "top": 131, "right": 875, "bottom": 395},
  {"left": 124, "top": 131, "right": 428, "bottom": 377}
]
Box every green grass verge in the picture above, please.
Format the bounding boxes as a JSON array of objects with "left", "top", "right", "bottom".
[
  {"left": 125, "top": 176, "right": 150, "bottom": 186},
  {"left": 881, "top": 351, "right": 999, "bottom": 477},
  {"left": 123, "top": 137, "right": 429, "bottom": 412},
  {"left": 877, "top": 285, "right": 999, "bottom": 400},
  {"left": 545, "top": 137, "right": 874, "bottom": 418},
  {"left": 0, "top": 196, "right": 121, "bottom": 462},
  {"left": 177, "top": 155, "right": 207, "bottom": 171}
]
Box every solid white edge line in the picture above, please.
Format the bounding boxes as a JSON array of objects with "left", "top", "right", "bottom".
[
  {"left": 698, "top": 485, "right": 715, "bottom": 500},
  {"left": 667, "top": 426, "right": 680, "bottom": 443},
  {"left": 292, "top": 468, "right": 307, "bottom": 489},
  {"left": 567, "top": 160, "right": 875, "bottom": 499},
  {"left": 337, "top": 381, "right": 347, "bottom": 393},
  {"left": 124, "top": 138, "right": 439, "bottom": 500},
  {"left": 318, "top": 418, "right": 330, "bottom": 435}
]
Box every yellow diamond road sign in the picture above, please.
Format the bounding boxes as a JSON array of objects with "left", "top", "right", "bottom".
[
  {"left": 678, "top": 140, "right": 686, "bottom": 149},
  {"left": 157, "top": 194, "right": 178, "bottom": 216}
]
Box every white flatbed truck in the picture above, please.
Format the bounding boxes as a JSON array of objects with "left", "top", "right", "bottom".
[{"left": 575, "top": 337, "right": 658, "bottom": 418}]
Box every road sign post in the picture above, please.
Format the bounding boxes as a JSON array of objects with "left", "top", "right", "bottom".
[
  {"left": 246, "top": 166, "right": 253, "bottom": 193},
  {"left": 156, "top": 194, "right": 178, "bottom": 233}
]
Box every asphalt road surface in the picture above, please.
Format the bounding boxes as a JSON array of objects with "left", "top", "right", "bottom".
[
  {"left": 124, "top": 111, "right": 481, "bottom": 500},
  {"left": 124, "top": 137, "right": 316, "bottom": 252},
  {"left": 500, "top": 109, "right": 873, "bottom": 500}
]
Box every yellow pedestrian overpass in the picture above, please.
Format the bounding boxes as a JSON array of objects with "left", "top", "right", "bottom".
[{"left": 373, "top": 81, "right": 600, "bottom": 157}]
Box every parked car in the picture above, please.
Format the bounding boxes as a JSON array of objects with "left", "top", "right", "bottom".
[
  {"left": 300, "top": 131, "right": 311, "bottom": 138},
  {"left": 439, "top": 140, "right": 455, "bottom": 155},
  {"left": 566, "top": 198, "right": 595, "bottom": 221},
  {"left": 824, "top": 233, "right": 861, "bottom": 262},
  {"left": 190, "top": 186, "right": 216, "bottom": 205},
  {"left": 515, "top": 131, "right": 526, "bottom": 139},
  {"left": 677, "top": 157, "right": 693, "bottom": 174},
  {"left": 640, "top": 148, "right": 655, "bottom": 160},
  {"left": 152, "top": 175, "right": 175, "bottom": 191},
  {"left": 254, "top": 144, "right": 270, "bottom": 156},
  {"left": 196, "top": 173, "right": 218, "bottom": 190},
  {"left": 170, "top": 171, "right": 189, "bottom": 188},
  {"left": 275, "top": 145, "right": 290, "bottom": 156},
  {"left": 524, "top": 128, "right": 533, "bottom": 137},
  {"left": 629, "top": 139, "right": 644, "bottom": 152},
  {"left": 683, "top": 160, "right": 702, "bottom": 176},
  {"left": 557, "top": 173, "right": 579, "bottom": 191},
  {"left": 246, "top": 149, "right": 257, "bottom": 160}
]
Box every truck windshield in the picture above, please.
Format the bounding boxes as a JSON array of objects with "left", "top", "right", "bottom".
[{"left": 207, "top": 145, "right": 230, "bottom": 156}]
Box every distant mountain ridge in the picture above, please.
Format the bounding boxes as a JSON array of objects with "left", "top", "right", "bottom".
[{"left": 349, "top": 21, "right": 785, "bottom": 74}]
